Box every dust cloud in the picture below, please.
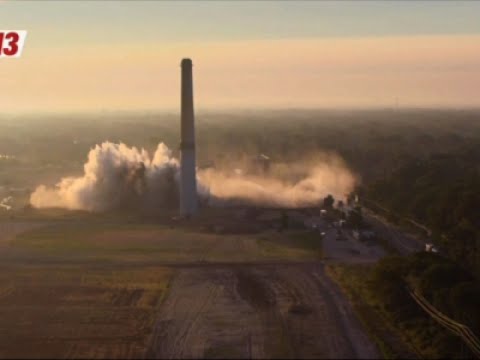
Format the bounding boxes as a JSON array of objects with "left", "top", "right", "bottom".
[
  {"left": 30, "top": 141, "right": 357, "bottom": 211},
  {"left": 199, "top": 156, "right": 356, "bottom": 208}
]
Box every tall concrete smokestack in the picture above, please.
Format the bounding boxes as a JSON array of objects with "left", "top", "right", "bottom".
[{"left": 179, "top": 58, "right": 198, "bottom": 217}]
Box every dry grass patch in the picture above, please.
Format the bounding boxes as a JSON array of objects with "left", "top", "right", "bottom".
[{"left": 0, "top": 264, "right": 172, "bottom": 359}]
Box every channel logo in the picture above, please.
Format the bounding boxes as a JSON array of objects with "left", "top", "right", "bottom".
[{"left": 0, "top": 30, "right": 27, "bottom": 58}]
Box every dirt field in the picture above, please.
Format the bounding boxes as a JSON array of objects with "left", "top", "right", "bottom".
[
  {"left": 148, "top": 264, "right": 379, "bottom": 359},
  {"left": 0, "top": 264, "right": 172, "bottom": 359},
  {"left": 0, "top": 217, "right": 380, "bottom": 359}
]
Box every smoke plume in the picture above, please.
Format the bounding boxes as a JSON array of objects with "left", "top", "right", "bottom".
[{"left": 30, "top": 141, "right": 357, "bottom": 211}]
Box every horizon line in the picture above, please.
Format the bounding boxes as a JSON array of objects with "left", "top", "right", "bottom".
[{"left": 2, "top": 106, "right": 480, "bottom": 118}]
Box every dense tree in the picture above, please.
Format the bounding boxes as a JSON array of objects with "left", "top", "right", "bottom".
[
  {"left": 449, "top": 282, "right": 480, "bottom": 330},
  {"left": 323, "top": 194, "right": 335, "bottom": 209},
  {"left": 346, "top": 206, "right": 364, "bottom": 229},
  {"left": 371, "top": 253, "right": 480, "bottom": 358},
  {"left": 367, "top": 151, "right": 480, "bottom": 277},
  {"left": 419, "top": 263, "right": 470, "bottom": 298}
]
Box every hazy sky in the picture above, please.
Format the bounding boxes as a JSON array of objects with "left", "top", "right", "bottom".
[{"left": 1, "top": 1, "right": 480, "bottom": 113}]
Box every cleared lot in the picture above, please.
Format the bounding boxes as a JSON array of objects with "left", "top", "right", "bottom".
[
  {"left": 0, "top": 264, "right": 172, "bottom": 359},
  {"left": 0, "top": 219, "right": 378, "bottom": 359},
  {"left": 148, "top": 264, "right": 378, "bottom": 359}
]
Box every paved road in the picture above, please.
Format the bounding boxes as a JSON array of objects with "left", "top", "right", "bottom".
[
  {"left": 322, "top": 227, "right": 385, "bottom": 263},
  {"left": 363, "top": 209, "right": 425, "bottom": 254}
]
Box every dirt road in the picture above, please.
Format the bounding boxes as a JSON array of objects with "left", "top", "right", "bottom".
[{"left": 147, "top": 263, "right": 379, "bottom": 359}]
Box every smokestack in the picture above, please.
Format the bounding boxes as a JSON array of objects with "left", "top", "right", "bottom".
[{"left": 179, "top": 58, "right": 198, "bottom": 217}]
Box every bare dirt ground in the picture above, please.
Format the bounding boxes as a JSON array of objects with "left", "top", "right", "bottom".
[{"left": 147, "top": 263, "right": 379, "bottom": 359}]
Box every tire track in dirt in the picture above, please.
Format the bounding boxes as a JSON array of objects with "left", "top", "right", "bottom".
[
  {"left": 270, "top": 266, "right": 355, "bottom": 358},
  {"left": 147, "top": 264, "right": 380, "bottom": 359},
  {"left": 168, "top": 280, "right": 220, "bottom": 356}
]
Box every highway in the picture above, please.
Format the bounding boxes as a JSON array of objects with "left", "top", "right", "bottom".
[{"left": 362, "top": 208, "right": 425, "bottom": 255}]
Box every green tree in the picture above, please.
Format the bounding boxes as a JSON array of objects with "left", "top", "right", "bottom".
[{"left": 449, "top": 282, "right": 480, "bottom": 330}]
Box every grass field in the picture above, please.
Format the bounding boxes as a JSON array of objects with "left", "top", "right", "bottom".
[
  {"left": 256, "top": 229, "right": 323, "bottom": 260},
  {"left": 326, "top": 264, "right": 417, "bottom": 359},
  {"left": 0, "top": 216, "right": 323, "bottom": 358},
  {"left": 8, "top": 221, "right": 323, "bottom": 263},
  {"left": 0, "top": 264, "right": 172, "bottom": 359}
]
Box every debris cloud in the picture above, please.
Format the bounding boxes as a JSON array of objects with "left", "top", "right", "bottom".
[{"left": 30, "top": 141, "right": 357, "bottom": 211}]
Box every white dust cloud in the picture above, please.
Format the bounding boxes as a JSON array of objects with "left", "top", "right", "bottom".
[
  {"left": 30, "top": 141, "right": 357, "bottom": 211},
  {"left": 200, "top": 156, "right": 356, "bottom": 208},
  {"left": 30, "top": 142, "right": 181, "bottom": 211}
]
